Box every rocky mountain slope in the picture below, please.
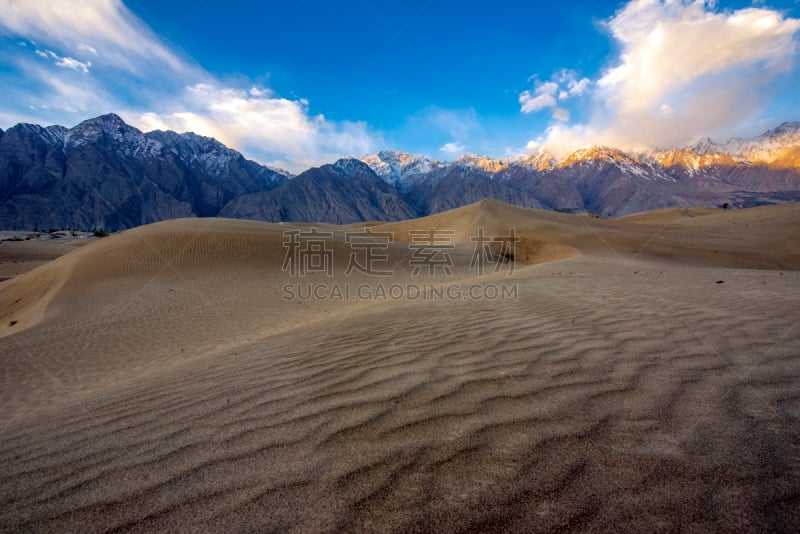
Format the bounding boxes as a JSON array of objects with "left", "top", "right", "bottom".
[
  {"left": 219, "top": 158, "right": 418, "bottom": 224},
  {"left": 1, "top": 114, "right": 799, "bottom": 229},
  {"left": 0, "top": 114, "right": 288, "bottom": 230}
]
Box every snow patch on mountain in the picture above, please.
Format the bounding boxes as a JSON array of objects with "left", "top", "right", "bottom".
[
  {"left": 333, "top": 157, "right": 375, "bottom": 177},
  {"left": 723, "top": 122, "right": 800, "bottom": 163},
  {"left": 65, "top": 114, "right": 163, "bottom": 160},
  {"left": 360, "top": 150, "right": 444, "bottom": 189},
  {"left": 453, "top": 153, "right": 508, "bottom": 174},
  {"left": 510, "top": 150, "right": 557, "bottom": 172}
]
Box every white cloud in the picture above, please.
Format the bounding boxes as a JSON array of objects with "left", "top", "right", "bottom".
[
  {"left": 552, "top": 107, "right": 570, "bottom": 122},
  {"left": 519, "top": 81, "right": 559, "bottom": 113},
  {"left": 76, "top": 43, "right": 98, "bottom": 56},
  {"left": 567, "top": 77, "right": 590, "bottom": 96},
  {"left": 541, "top": 0, "right": 800, "bottom": 154},
  {"left": 0, "top": 0, "right": 380, "bottom": 172},
  {"left": 248, "top": 86, "right": 271, "bottom": 98},
  {"left": 33, "top": 48, "right": 91, "bottom": 72},
  {"left": 525, "top": 140, "right": 543, "bottom": 152},
  {"left": 520, "top": 92, "right": 556, "bottom": 113},
  {"left": 440, "top": 141, "right": 465, "bottom": 154},
  {"left": 55, "top": 56, "right": 91, "bottom": 73},
  {"left": 520, "top": 73, "right": 589, "bottom": 115},
  {"left": 130, "top": 84, "right": 377, "bottom": 173},
  {"left": 0, "top": 0, "right": 187, "bottom": 75}
]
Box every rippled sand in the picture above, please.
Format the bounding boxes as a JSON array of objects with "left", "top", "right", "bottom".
[{"left": 1, "top": 200, "right": 798, "bottom": 531}]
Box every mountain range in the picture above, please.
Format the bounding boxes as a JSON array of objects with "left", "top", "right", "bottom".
[{"left": 1, "top": 113, "right": 799, "bottom": 230}]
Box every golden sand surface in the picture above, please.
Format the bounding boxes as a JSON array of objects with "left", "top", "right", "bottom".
[{"left": 1, "top": 200, "right": 798, "bottom": 531}]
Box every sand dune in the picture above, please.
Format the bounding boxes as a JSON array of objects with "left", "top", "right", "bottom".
[{"left": 1, "top": 201, "right": 799, "bottom": 531}]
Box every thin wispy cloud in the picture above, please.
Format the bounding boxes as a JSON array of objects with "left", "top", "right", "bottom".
[
  {"left": 76, "top": 43, "right": 98, "bottom": 56},
  {"left": 0, "top": 0, "right": 188, "bottom": 74},
  {"left": 35, "top": 49, "right": 91, "bottom": 73},
  {"left": 0, "top": 0, "right": 379, "bottom": 172}
]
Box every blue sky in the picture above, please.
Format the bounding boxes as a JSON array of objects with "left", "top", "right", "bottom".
[{"left": 0, "top": 0, "right": 799, "bottom": 171}]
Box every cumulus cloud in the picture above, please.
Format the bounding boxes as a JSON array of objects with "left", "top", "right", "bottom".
[
  {"left": 131, "top": 84, "right": 377, "bottom": 173},
  {"left": 440, "top": 141, "right": 465, "bottom": 154},
  {"left": 519, "top": 81, "right": 558, "bottom": 113},
  {"left": 538, "top": 0, "right": 800, "bottom": 154},
  {"left": 567, "top": 77, "right": 590, "bottom": 97},
  {"left": 0, "top": 0, "right": 380, "bottom": 172},
  {"left": 520, "top": 72, "right": 589, "bottom": 123},
  {"left": 525, "top": 140, "right": 543, "bottom": 152}
]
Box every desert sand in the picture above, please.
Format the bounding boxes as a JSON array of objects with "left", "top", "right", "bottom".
[{"left": 0, "top": 199, "right": 799, "bottom": 532}]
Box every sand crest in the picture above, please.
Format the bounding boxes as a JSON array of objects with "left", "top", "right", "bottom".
[{"left": 0, "top": 201, "right": 798, "bottom": 531}]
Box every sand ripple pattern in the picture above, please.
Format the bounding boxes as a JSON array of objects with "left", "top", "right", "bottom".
[{"left": 1, "top": 259, "right": 799, "bottom": 532}]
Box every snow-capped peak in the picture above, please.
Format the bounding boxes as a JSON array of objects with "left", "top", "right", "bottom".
[
  {"left": 453, "top": 153, "right": 508, "bottom": 173},
  {"left": 12, "top": 123, "right": 68, "bottom": 146},
  {"left": 333, "top": 157, "right": 375, "bottom": 177},
  {"left": 65, "top": 113, "right": 163, "bottom": 159},
  {"left": 145, "top": 129, "right": 243, "bottom": 176},
  {"left": 721, "top": 122, "right": 800, "bottom": 165},
  {"left": 360, "top": 150, "right": 444, "bottom": 189},
  {"left": 689, "top": 136, "right": 731, "bottom": 156},
  {"left": 511, "top": 149, "right": 557, "bottom": 171},
  {"left": 558, "top": 145, "right": 635, "bottom": 167},
  {"left": 554, "top": 145, "right": 674, "bottom": 181}
]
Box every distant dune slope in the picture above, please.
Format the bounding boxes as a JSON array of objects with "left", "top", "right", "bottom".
[{"left": 1, "top": 200, "right": 797, "bottom": 415}]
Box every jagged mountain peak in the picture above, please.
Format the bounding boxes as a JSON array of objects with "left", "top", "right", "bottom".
[
  {"left": 1, "top": 113, "right": 799, "bottom": 230},
  {"left": 69, "top": 113, "right": 135, "bottom": 139},
  {"left": 360, "top": 150, "right": 443, "bottom": 189},
  {"left": 77, "top": 112, "right": 128, "bottom": 128},
  {"left": 683, "top": 124, "right": 800, "bottom": 167},
  {"left": 146, "top": 129, "right": 289, "bottom": 184},
  {"left": 558, "top": 145, "right": 637, "bottom": 167},
  {"left": 764, "top": 121, "right": 800, "bottom": 137},
  {"left": 511, "top": 149, "right": 557, "bottom": 171},
  {"left": 552, "top": 145, "right": 680, "bottom": 182},
  {"left": 7, "top": 123, "right": 68, "bottom": 146},
  {"left": 147, "top": 129, "right": 234, "bottom": 158},
  {"left": 362, "top": 150, "right": 440, "bottom": 169},
  {"left": 375, "top": 149, "right": 416, "bottom": 162},
  {"left": 689, "top": 137, "right": 731, "bottom": 156},
  {"left": 65, "top": 113, "right": 164, "bottom": 159},
  {"left": 453, "top": 153, "right": 508, "bottom": 173},
  {"left": 332, "top": 157, "right": 376, "bottom": 177}
]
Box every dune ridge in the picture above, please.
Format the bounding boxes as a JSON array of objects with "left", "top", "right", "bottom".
[{"left": 0, "top": 200, "right": 799, "bottom": 531}]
